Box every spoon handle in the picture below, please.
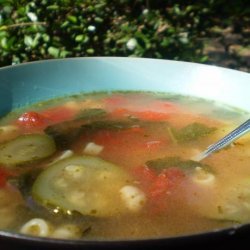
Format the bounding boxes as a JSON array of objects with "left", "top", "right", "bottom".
[{"left": 194, "top": 118, "right": 250, "bottom": 161}]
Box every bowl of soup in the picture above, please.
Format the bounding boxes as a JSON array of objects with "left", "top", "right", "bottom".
[{"left": 0, "top": 57, "right": 250, "bottom": 249}]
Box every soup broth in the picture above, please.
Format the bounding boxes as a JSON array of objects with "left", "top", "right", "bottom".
[{"left": 0, "top": 91, "right": 250, "bottom": 240}]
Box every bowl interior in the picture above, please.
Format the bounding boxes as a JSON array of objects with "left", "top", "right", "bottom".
[
  {"left": 0, "top": 57, "right": 250, "bottom": 116},
  {"left": 0, "top": 58, "right": 250, "bottom": 249}
]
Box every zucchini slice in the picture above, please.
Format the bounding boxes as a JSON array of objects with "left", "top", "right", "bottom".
[
  {"left": 0, "top": 134, "right": 56, "bottom": 166},
  {"left": 32, "top": 156, "right": 133, "bottom": 217},
  {"left": 189, "top": 180, "right": 250, "bottom": 223}
]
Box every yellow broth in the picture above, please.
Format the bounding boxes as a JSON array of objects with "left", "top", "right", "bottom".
[{"left": 0, "top": 91, "right": 249, "bottom": 240}]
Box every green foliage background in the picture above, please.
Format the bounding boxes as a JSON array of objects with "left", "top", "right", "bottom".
[{"left": 0, "top": 0, "right": 249, "bottom": 68}]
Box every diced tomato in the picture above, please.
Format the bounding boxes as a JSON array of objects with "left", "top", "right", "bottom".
[
  {"left": 149, "top": 168, "right": 185, "bottom": 198},
  {"left": 41, "top": 106, "right": 76, "bottom": 124},
  {"left": 134, "top": 111, "right": 170, "bottom": 121},
  {"left": 145, "top": 141, "right": 163, "bottom": 151},
  {"left": 104, "top": 95, "right": 128, "bottom": 107},
  {"left": 17, "top": 111, "right": 48, "bottom": 130},
  {"left": 132, "top": 166, "right": 158, "bottom": 186},
  {"left": 17, "top": 106, "right": 76, "bottom": 131},
  {"left": 132, "top": 165, "right": 185, "bottom": 213},
  {"left": 150, "top": 100, "right": 179, "bottom": 111},
  {"left": 0, "top": 168, "right": 13, "bottom": 188},
  {"left": 110, "top": 109, "right": 173, "bottom": 121},
  {"left": 109, "top": 108, "right": 131, "bottom": 119},
  {"left": 162, "top": 168, "right": 185, "bottom": 188},
  {"left": 129, "top": 126, "right": 144, "bottom": 133},
  {"left": 149, "top": 171, "right": 170, "bottom": 198}
]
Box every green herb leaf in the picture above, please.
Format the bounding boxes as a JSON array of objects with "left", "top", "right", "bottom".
[
  {"left": 76, "top": 108, "right": 107, "bottom": 121},
  {"left": 146, "top": 156, "right": 211, "bottom": 172},
  {"left": 173, "top": 122, "right": 216, "bottom": 142}
]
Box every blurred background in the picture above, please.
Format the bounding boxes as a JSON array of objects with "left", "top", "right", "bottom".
[{"left": 0, "top": 0, "right": 249, "bottom": 72}]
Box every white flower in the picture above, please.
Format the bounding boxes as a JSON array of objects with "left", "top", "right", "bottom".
[
  {"left": 126, "top": 38, "right": 137, "bottom": 51},
  {"left": 27, "top": 12, "right": 38, "bottom": 22},
  {"left": 87, "top": 25, "right": 96, "bottom": 32},
  {"left": 142, "top": 9, "right": 149, "bottom": 15}
]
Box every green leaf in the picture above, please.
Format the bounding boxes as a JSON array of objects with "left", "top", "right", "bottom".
[
  {"left": 24, "top": 35, "right": 33, "bottom": 47},
  {"left": 59, "top": 50, "right": 70, "bottom": 58},
  {"left": 0, "top": 26, "right": 7, "bottom": 31},
  {"left": 48, "top": 46, "right": 60, "bottom": 57},
  {"left": 76, "top": 108, "right": 107, "bottom": 120},
  {"left": 67, "top": 15, "right": 78, "bottom": 24},
  {"left": 173, "top": 123, "right": 216, "bottom": 142},
  {"left": 47, "top": 5, "right": 59, "bottom": 10},
  {"left": 42, "top": 34, "right": 50, "bottom": 42},
  {"left": 94, "top": 17, "right": 103, "bottom": 23},
  {"left": 0, "top": 37, "right": 8, "bottom": 49},
  {"left": 146, "top": 156, "right": 211, "bottom": 172},
  {"left": 75, "top": 34, "right": 85, "bottom": 42},
  {"left": 0, "top": 30, "right": 8, "bottom": 37},
  {"left": 86, "top": 48, "right": 94, "bottom": 54}
]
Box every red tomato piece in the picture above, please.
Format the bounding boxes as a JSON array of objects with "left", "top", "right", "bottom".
[
  {"left": 149, "top": 171, "right": 170, "bottom": 198},
  {"left": 149, "top": 168, "right": 185, "bottom": 213},
  {"left": 162, "top": 167, "right": 185, "bottom": 188},
  {"left": 41, "top": 106, "right": 76, "bottom": 124},
  {"left": 132, "top": 166, "right": 158, "bottom": 186},
  {"left": 110, "top": 109, "right": 171, "bottom": 121},
  {"left": 0, "top": 168, "right": 12, "bottom": 188},
  {"left": 104, "top": 95, "right": 128, "bottom": 107},
  {"left": 149, "top": 168, "right": 185, "bottom": 196},
  {"left": 145, "top": 140, "right": 163, "bottom": 151},
  {"left": 129, "top": 126, "right": 144, "bottom": 133},
  {"left": 134, "top": 111, "right": 170, "bottom": 121},
  {"left": 17, "top": 111, "right": 48, "bottom": 130},
  {"left": 132, "top": 165, "right": 185, "bottom": 213},
  {"left": 150, "top": 100, "right": 180, "bottom": 113},
  {"left": 109, "top": 108, "right": 131, "bottom": 119}
]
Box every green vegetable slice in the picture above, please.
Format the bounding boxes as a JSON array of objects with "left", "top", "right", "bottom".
[
  {"left": 45, "top": 119, "right": 138, "bottom": 149},
  {"left": 172, "top": 122, "right": 216, "bottom": 142},
  {"left": 193, "top": 180, "right": 250, "bottom": 223},
  {"left": 75, "top": 108, "right": 107, "bottom": 120},
  {"left": 146, "top": 156, "right": 211, "bottom": 173},
  {"left": 0, "top": 134, "right": 56, "bottom": 166},
  {"left": 32, "top": 155, "right": 133, "bottom": 217}
]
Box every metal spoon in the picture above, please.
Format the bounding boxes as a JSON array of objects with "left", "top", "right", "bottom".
[{"left": 193, "top": 118, "right": 250, "bottom": 162}]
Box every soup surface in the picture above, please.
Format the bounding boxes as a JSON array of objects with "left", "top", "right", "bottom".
[{"left": 0, "top": 91, "right": 250, "bottom": 240}]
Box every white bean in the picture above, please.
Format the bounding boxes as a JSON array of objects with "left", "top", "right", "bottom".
[
  {"left": 120, "top": 185, "right": 146, "bottom": 212},
  {"left": 83, "top": 142, "right": 103, "bottom": 155},
  {"left": 49, "top": 150, "right": 73, "bottom": 165},
  {"left": 20, "top": 218, "right": 52, "bottom": 237}
]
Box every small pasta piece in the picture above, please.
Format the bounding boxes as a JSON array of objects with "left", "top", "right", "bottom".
[
  {"left": 20, "top": 218, "right": 52, "bottom": 237},
  {"left": 49, "top": 150, "right": 74, "bottom": 165},
  {"left": 191, "top": 167, "right": 215, "bottom": 186},
  {"left": 0, "top": 125, "right": 20, "bottom": 143},
  {"left": 52, "top": 224, "right": 82, "bottom": 239},
  {"left": 120, "top": 185, "right": 146, "bottom": 212},
  {"left": 83, "top": 142, "right": 103, "bottom": 155}
]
